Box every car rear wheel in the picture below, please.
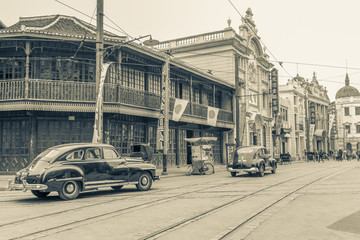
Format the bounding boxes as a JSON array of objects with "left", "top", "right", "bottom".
[
  {"left": 231, "top": 172, "right": 237, "bottom": 177},
  {"left": 31, "top": 190, "right": 50, "bottom": 198},
  {"left": 111, "top": 185, "right": 124, "bottom": 190},
  {"left": 271, "top": 162, "right": 277, "bottom": 174},
  {"left": 258, "top": 164, "right": 265, "bottom": 177},
  {"left": 186, "top": 165, "right": 194, "bottom": 176},
  {"left": 136, "top": 172, "right": 152, "bottom": 191},
  {"left": 58, "top": 181, "right": 80, "bottom": 200}
]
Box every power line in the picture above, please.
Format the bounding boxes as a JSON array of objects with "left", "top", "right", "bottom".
[
  {"left": 54, "top": 0, "right": 127, "bottom": 36},
  {"left": 228, "top": 0, "right": 293, "bottom": 79},
  {"left": 103, "top": 15, "right": 133, "bottom": 40}
]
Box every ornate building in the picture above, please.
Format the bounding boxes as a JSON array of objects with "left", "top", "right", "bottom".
[
  {"left": 155, "top": 8, "right": 274, "bottom": 154},
  {"left": 279, "top": 73, "right": 330, "bottom": 160},
  {"left": 0, "top": 15, "right": 235, "bottom": 172},
  {"left": 333, "top": 73, "right": 360, "bottom": 154}
]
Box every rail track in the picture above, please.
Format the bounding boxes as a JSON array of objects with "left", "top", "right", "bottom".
[{"left": 0, "top": 163, "right": 352, "bottom": 240}]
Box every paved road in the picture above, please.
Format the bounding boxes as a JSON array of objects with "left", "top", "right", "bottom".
[{"left": 0, "top": 161, "right": 359, "bottom": 240}]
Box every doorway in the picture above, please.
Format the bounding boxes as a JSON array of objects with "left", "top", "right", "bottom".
[{"left": 186, "top": 130, "right": 193, "bottom": 164}]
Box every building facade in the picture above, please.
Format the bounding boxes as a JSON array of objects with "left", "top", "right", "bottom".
[
  {"left": 155, "top": 8, "right": 274, "bottom": 154},
  {"left": 0, "top": 15, "right": 235, "bottom": 172},
  {"left": 278, "top": 73, "right": 330, "bottom": 160},
  {"left": 333, "top": 73, "right": 360, "bottom": 154}
]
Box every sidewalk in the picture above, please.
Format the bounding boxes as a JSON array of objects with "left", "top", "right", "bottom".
[{"left": 0, "top": 164, "right": 229, "bottom": 191}]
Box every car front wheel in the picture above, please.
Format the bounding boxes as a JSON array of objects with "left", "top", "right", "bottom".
[
  {"left": 136, "top": 172, "right": 152, "bottom": 191},
  {"left": 258, "top": 164, "right": 265, "bottom": 177},
  {"left": 231, "top": 172, "right": 237, "bottom": 177},
  {"left": 31, "top": 190, "right": 50, "bottom": 198},
  {"left": 58, "top": 181, "right": 80, "bottom": 200}
]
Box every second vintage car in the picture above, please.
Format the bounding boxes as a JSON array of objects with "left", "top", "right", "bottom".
[
  {"left": 8, "top": 143, "right": 159, "bottom": 200},
  {"left": 227, "top": 146, "right": 277, "bottom": 177}
]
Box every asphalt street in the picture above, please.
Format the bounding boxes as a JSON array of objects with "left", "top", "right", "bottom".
[{"left": 0, "top": 160, "right": 359, "bottom": 240}]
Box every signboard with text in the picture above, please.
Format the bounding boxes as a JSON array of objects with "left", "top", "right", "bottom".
[{"left": 271, "top": 68, "right": 279, "bottom": 115}]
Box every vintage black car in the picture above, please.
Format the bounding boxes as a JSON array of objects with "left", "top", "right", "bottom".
[
  {"left": 8, "top": 143, "right": 159, "bottom": 200},
  {"left": 227, "top": 146, "right": 277, "bottom": 177}
]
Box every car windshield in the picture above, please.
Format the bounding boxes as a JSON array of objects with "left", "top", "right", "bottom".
[{"left": 236, "top": 148, "right": 257, "bottom": 160}]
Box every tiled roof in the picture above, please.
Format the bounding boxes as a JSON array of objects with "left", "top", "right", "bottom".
[{"left": 0, "top": 15, "right": 126, "bottom": 42}]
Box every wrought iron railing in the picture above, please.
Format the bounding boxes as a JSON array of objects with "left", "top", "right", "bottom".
[{"left": 0, "top": 79, "right": 233, "bottom": 123}]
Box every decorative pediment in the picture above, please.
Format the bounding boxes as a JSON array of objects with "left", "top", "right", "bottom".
[{"left": 1, "top": 15, "right": 126, "bottom": 42}]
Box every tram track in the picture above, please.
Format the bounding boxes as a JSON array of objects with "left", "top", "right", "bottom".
[
  {"left": 140, "top": 164, "right": 356, "bottom": 240},
  {"left": 1, "top": 163, "right": 342, "bottom": 240}
]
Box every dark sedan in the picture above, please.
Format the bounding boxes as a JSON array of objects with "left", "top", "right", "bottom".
[
  {"left": 227, "top": 146, "right": 277, "bottom": 177},
  {"left": 8, "top": 143, "right": 159, "bottom": 200}
]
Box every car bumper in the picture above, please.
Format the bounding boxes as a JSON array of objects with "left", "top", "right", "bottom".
[
  {"left": 8, "top": 180, "right": 48, "bottom": 192},
  {"left": 227, "top": 167, "right": 259, "bottom": 173}
]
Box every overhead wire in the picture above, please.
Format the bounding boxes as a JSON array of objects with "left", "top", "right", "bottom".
[
  {"left": 228, "top": 0, "right": 293, "bottom": 79},
  {"left": 54, "top": 0, "right": 127, "bottom": 36}
]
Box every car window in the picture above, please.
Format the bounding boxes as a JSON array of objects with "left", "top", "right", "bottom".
[
  {"left": 103, "top": 148, "right": 119, "bottom": 159},
  {"left": 66, "top": 150, "right": 84, "bottom": 161},
  {"left": 85, "top": 148, "right": 101, "bottom": 160}
]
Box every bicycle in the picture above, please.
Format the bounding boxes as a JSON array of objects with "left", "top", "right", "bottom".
[{"left": 186, "top": 160, "right": 215, "bottom": 176}]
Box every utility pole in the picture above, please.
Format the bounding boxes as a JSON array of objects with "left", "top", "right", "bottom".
[
  {"left": 304, "top": 87, "right": 310, "bottom": 159},
  {"left": 95, "top": 0, "right": 104, "bottom": 143},
  {"left": 235, "top": 55, "right": 241, "bottom": 148}
]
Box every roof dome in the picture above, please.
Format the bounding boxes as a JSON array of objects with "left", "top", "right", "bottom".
[{"left": 335, "top": 73, "right": 360, "bottom": 99}]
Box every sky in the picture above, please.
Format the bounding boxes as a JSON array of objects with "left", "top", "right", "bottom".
[{"left": 2, "top": 0, "right": 360, "bottom": 102}]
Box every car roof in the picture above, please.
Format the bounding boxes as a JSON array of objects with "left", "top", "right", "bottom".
[
  {"left": 49, "top": 143, "right": 114, "bottom": 152},
  {"left": 236, "top": 146, "right": 264, "bottom": 150}
]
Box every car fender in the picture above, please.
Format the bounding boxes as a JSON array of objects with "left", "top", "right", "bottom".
[
  {"left": 253, "top": 159, "right": 264, "bottom": 168},
  {"left": 42, "top": 165, "right": 85, "bottom": 191}
]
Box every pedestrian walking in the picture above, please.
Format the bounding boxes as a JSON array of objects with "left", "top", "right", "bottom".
[
  {"left": 319, "top": 150, "right": 324, "bottom": 163},
  {"left": 346, "top": 150, "right": 352, "bottom": 161}
]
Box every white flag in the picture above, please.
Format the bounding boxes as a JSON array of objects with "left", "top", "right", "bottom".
[
  {"left": 172, "top": 98, "right": 189, "bottom": 121},
  {"left": 207, "top": 106, "right": 219, "bottom": 127},
  {"left": 93, "top": 63, "right": 112, "bottom": 143}
]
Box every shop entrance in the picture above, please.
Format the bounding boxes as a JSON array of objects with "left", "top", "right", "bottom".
[{"left": 186, "top": 130, "right": 193, "bottom": 164}]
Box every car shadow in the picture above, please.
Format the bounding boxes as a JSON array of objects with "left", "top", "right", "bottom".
[
  {"left": 231, "top": 172, "right": 271, "bottom": 178},
  {"left": 13, "top": 187, "right": 155, "bottom": 203}
]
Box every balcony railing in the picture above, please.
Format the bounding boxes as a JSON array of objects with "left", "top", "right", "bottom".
[{"left": 0, "top": 79, "right": 233, "bottom": 123}]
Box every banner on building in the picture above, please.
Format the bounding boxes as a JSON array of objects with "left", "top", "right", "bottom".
[
  {"left": 309, "top": 102, "right": 316, "bottom": 124},
  {"left": 309, "top": 124, "right": 315, "bottom": 151},
  {"left": 92, "top": 62, "right": 112, "bottom": 143},
  {"left": 207, "top": 106, "right": 219, "bottom": 127},
  {"left": 271, "top": 68, "right": 279, "bottom": 115},
  {"left": 329, "top": 114, "right": 335, "bottom": 138},
  {"left": 172, "top": 98, "right": 189, "bottom": 122},
  {"left": 156, "top": 58, "right": 169, "bottom": 152}
]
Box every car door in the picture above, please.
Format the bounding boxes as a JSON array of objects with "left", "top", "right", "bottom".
[
  {"left": 83, "top": 147, "right": 108, "bottom": 182},
  {"left": 103, "top": 147, "right": 129, "bottom": 182}
]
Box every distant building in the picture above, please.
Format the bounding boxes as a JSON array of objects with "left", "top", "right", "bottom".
[
  {"left": 155, "top": 8, "right": 274, "bottom": 154},
  {"left": 334, "top": 73, "right": 360, "bottom": 154},
  {"left": 279, "top": 73, "right": 330, "bottom": 160}
]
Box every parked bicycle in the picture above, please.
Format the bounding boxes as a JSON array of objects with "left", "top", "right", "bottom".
[
  {"left": 186, "top": 160, "right": 214, "bottom": 176},
  {"left": 184, "top": 137, "right": 217, "bottom": 176}
]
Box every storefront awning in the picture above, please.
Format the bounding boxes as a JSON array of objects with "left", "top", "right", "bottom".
[
  {"left": 284, "top": 133, "right": 291, "bottom": 138},
  {"left": 249, "top": 113, "right": 263, "bottom": 131},
  {"left": 314, "top": 129, "right": 326, "bottom": 138}
]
